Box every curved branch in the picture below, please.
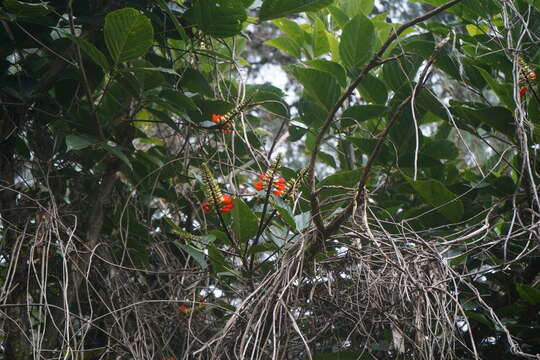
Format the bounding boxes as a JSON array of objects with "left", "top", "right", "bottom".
[{"left": 306, "top": 0, "right": 463, "bottom": 236}]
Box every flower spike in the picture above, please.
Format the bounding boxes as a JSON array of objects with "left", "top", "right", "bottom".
[{"left": 200, "top": 163, "right": 234, "bottom": 213}]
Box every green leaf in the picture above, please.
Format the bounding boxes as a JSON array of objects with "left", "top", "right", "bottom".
[
  {"left": 423, "top": 140, "right": 459, "bottom": 160},
  {"left": 175, "top": 242, "right": 208, "bottom": 269},
  {"left": 311, "top": 18, "right": 330, "bottom": 57},
  {"left": 67, "top": 35, "right": 110, "bottom": 71},
  {"left": 159, "top": 89, "right": 198, "bottom": 112},
  {"left": 475, "top": 66, "right": 514, "bottom": 109},
  {"left": 357, "top": 73, "right": 387, "bottom": 104},
  {"left": 338, "top": 0, "right": 374, "bottom": 16},
  {"left": 156, "top": 0, "right": 190, "bottom": 42},
  {"left": 294, "top": 211, "right": 312, "bottom": 231},
  {"left": 259, "top": 0, "right": 335, "bottom": 21},
  {"left": 3, "top": 0, "right": 51, "bottom": 17},
  {"left": 306, "top": 59, "right": 347, "bottom": 87},
  {"left": 208, "top": 245, "right": 230, "bottom": 273},
  {"left": 328, "top": 6, "right": 349, "bottom": 28},
  {"left": 275, "top": 203, "right": 297, "bottom": 230},
  {"left": 289, "top": 66, "right": 340, "bottom": 110},
  {"left": 404, "top": 175, "right": 464, "bottom": 222},
  {"left": 232, "top": 198, "right": 259, "bottom": 243},
  {"left": 104, "top": 8, "right": 154, "bottom": 64},
  {"left": 65, "top": 135, "right": 98, "bottom": 151},
  {"left": 289, "top": 124, "right": 308, "bottom": 141},
  {"left": 249, "top": 84, "right": 289, "bottom": 117},
  {"left": 349, "top": 137, "right": 391, "bottom": 163},
  {"left": 180, "top": 68, "right": 213, "bottom": 97},
  {"left": 318, "top": 169, "right": 362, "bottom": 188},
  {"left": 341, "top": 104, "right": 387, "bottom": 125},
  {"left": 339, "top": 14, "right": 376, "bottom": 75},
  {"left": 265, "top": 37, "right": 302, "bottom": 58},
  {"left": 99, "top": 144, "right": 133, "bottom": 170},
  {"left": 188, "top": 0, "right": 247, "bottom": 38},
  {"left": 516, "top": 284, "right": 540, "bottom": 305},
  {"left": 273, "top": 18, "right": 306, "bottom": 46}
]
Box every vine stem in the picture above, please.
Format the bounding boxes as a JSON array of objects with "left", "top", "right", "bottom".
[{"left": 305, "top": 0, "right": 463, "bottom": 238}]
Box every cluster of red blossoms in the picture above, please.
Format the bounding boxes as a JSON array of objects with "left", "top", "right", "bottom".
[
  {"left": 253, "top": 173, "right": 287, "bottom": 196},
  {"left": 202, "top": 194, "right": 234, "bottom": 214},
  {"left": 519, "top": 64, "right": 536, "bottom": 98},
  {"left": 211, "top": 114, "right": 233, "bottom": 133}
]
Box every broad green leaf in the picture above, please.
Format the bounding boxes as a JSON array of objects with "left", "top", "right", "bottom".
[
  {"left": 289, "top": 66, "right": 340, "bottom": 110},
  {"left": 415, "top": 90, "right": 449, "bottom": 121},
  {"left": 337, "top": 0, "right": 374, "bottom": 16},
  {"left": 475, "top": 66, "right": 514, "bottom": 108},
  {"left": 272, "top": 18, "right": 306, "bottom": 46},
  {"left": 99, "top": 144, "right": 133, "bottom": 170},
  {"left": 328, "top": 5, "right": 349, "bottom": 28},
  {"left": 318, "top": 169, "right": 362, "bottom": 188},
  {"left": 68, "top": 35, "right": 110, "bottom": 71},
  {"left": 159, "top": 89, "right": 198, "bottom": 112},
  {"left": 404, "top": 175, "right": 464, "bottom": 222},
  {"left": 259, "top": 0, "right": 335, "bottom": 21},
  {"left": 156, "top": 0, "right": 190, "bottom": 42},
  {"left": 349, "top": 137, "right": 392, "bottom": 163},
  {"left": 249, "top": 83, "right": 289, "bottom": 117},
  {"left": 180, "top": 68, "right": 213, "bottom": 96},
  {"left": 104, "top": 8, "right": 154, "bottom": 64},
  {"left": 232, "top": 198, "right": 259, "bottom": 243},
  {"left": 266, "top": 37, "right": 302, "bottom": 58},
  {"left": 357, "top": 73, "right": 388, "bottom": 104},
  {"left": 175, "top": 242, "right": 207, "bottom": 269},
  {"left": 208, "top": 245, "right": 230, "bottom": 273},
  {"left": 516, "top": 284, "right": 540, "bottom": 305},
  {"left": 3, "top": 0, "right": 51, "bottom": 17},
  {"left": 383, "top": 55, "right": 421, "bottom": 90},
  {"left": 275, "top": 203, "right": 297, "bottom": 230},
  {"left": 311, "top": 17, "right": 330, "bottom": 57},
  {"left": 65, "top": 135, "right": 98, "bottom": 151},
  {"left": 188, "top": 0, "right": 247, "bottom": 38},
  {"left": 423, "top": 140, "right": 459, "bottom": 160},
  {"left": 341, "top": 104, "right": 387, "bottom": 125},
  {"left": 298, "top": 98, "right": 327, "bottom": 129},
  {"left": 339, "top": 14, "right": 376, "bottom": 75},
  {"left": 294, "top": 211, "right": 312, "bottom": 231},
  {"left": 464, "top": 310, "right": 493, "bottom": 327},
  {"left": 306, "top": 59, "right": 347, "bottom": 87},
  {"left": 289, "top": 124, "right": 308, "bottom": 141}
]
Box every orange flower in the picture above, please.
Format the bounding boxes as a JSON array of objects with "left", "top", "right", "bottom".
[
  {"left": 211, "top": 114, "right": 223, "bottom": 123},
  {"left": 202, "top": 194, "right": 234, "bottom": 213},
  {"left": 520, "top": 86, "right": 529, "bottom": 98},
  {"left": 253, "top": 173, "right": 287, "bottom": 196},
  {"left": 531, "top": 71, "right": 537, "bottom": 81},
  {"left": 211, "top": 114, "right": 233, "bottom": 133},
  {"left": 202, "top": 202, "right": 211, "bottom": 214},
  {"left": 254, "top": 181, "right": 265, "bottom": 191},
  {"left": 178, "top": 305, "right": 190, "bottom": 314},
  {"left": 221, "top": 194, "right": 234, "bottom": 213}
]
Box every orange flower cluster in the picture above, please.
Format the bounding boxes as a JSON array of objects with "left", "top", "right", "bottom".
[
  {"left": 211, "top": 114, "right": 232, "bottom": 133},
  {"left": 178, "top": 305, "right": 190, "bottom": 313},
  {"left": 202, "top": 194, "right": 234, "bottom": 214},
  {"left": 254, "top": 173, "right": 287, "bottom": 196},
  {"left": 519, "top": 59, "right": 536, "bottom": 98}
]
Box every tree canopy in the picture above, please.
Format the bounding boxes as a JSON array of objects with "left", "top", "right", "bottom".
[{"left": 0, "top": 0, "right": 539, "bottom": 359}]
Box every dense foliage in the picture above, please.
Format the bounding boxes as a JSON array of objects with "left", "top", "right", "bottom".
[{"left": 1, "top": 0, "right": 539, "bottom": 359}]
